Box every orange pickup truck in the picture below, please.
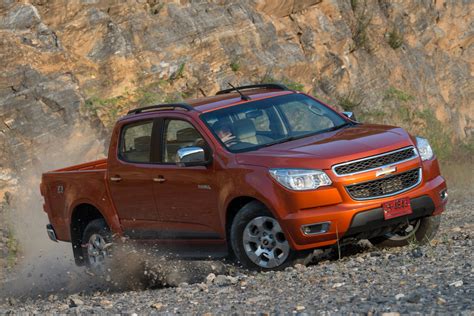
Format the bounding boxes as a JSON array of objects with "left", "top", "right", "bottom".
[{"left": 41, "top": 84, "right": 448, "bottom": 270}]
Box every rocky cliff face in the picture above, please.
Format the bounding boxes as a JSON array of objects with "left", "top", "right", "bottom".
[{"left": 0, "top": 0, "right": 472, "bottom": 254}]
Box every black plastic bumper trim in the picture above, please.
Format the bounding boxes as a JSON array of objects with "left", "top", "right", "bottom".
[{"left": 344, "top": 195, "right": 435, "bottom": 237}]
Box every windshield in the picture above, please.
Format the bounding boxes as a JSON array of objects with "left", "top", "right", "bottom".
[{"left": 201, "top": 94, "right": 349, "bottom": 152}]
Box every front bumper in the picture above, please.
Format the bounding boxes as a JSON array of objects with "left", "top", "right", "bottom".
[
  {"left": 281, "top": 174, "right": 447, "bottom": 251},
  {"left": 343, "top": 195, "right": 434, "bottom": 239}
]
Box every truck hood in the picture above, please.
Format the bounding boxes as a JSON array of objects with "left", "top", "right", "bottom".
[{"left": 235, "top": 124, "right": 415, "bottom": 170}]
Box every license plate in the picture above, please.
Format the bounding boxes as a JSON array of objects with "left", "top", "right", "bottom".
[{"left": 382, "top": 197, "right": 412, "bottom": 220}]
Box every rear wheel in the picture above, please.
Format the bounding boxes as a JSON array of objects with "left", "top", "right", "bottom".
[
  {"left": 82, "top": 218, "right": 113, "bottom": 273},
  {"left": 230, "top": 201, "right": 312, "bottom": 270},
  {"left": 369, "top": 215, "right": 441, "bottom": 247}
]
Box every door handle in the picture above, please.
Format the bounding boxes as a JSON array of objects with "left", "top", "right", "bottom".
[
  {"left": 110, "top": 176, "right": 122, "bottom": 182},
  {"left": 153, "top": 176, "right": 166, "bottom": 183}
]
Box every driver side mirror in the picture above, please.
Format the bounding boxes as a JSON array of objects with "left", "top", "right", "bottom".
[
  {"left": 342, "top": 111, "right": 357, "bottom": 121},
  {"left": 176, "top": 147, "right": 211, "bottom": 167}
]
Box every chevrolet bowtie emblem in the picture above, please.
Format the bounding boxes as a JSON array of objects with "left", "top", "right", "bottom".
[{"left": 376, "top": 166, "right": 397, "bottom": 177}]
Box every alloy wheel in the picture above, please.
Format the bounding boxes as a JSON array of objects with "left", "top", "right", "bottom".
[
  {"left": 242, "top": 216, "right": 290, "bottom": 268},
  {"left": 86, "top": 233, "right": 111, "bottom": 271}
]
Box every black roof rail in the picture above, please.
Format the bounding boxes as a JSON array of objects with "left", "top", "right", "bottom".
[
  {"left": 127, "top": 103, "right": 194, "bottom": 115},
  {"left": 216, "top": 83, "right": 289, "bottom": 95}
]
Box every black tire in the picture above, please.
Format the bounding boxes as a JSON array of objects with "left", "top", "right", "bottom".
[
  {"left": 230, "top": 201, "right": 312, "bottom": 271},
  {"left": 369, "top": 215, "right": 441, "bottom": 248},
  {"left": 82, "top": 218, "right": 113, "bottom": 273}
]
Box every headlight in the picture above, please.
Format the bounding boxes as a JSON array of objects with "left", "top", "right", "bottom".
[
  {"left": 269, "top": 169, "right": 332, "bottom": 191},
  {"left": 416, "top": 136, "right": 434, "bottom": 161}
]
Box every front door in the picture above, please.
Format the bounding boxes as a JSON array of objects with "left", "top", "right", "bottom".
[{"left": 152, "top": 117, "right": 222, "bottom": 239}]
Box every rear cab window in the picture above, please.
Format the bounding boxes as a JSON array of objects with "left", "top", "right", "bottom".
[{"left": 119, "top": 120, "right": 154, "bottom": 163}]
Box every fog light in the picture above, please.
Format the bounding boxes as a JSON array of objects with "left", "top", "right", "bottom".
[
  {"left": 439, "top": 189, "right": 448, "bottom": 201},
  {"left": 302, "top": 222, "right": 331, "bottom": 235}
]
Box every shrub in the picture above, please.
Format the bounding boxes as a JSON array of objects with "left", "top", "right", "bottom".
[
  {"left": 170, "top": 62, "right": 185, "bottom": 81},
  {"left": 387, "top": 28, "right": 404, "bottom": 49},
  {"left": 84, "top": 81, "right": 184, "bottom": 129},
  {"left": 349, "top": 0, "right": 372, "bottom": 52},
  {"left": 338, "top": 91, "right": 364, "bottom": 111},
  {"left": 415, "top": 109, "right": 453, "bottom": 160},
  {"left": 350, "top": 0, "right": 358, "bottom": 11},
  {"left": 230, "top": 60, "right": 241, "bottom": 72},
  {"left": 384, "top": 87, "right": 414, "bottom": 102}
]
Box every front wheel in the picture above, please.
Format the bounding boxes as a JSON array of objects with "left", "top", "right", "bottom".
[
  {"left": 230, "top": 201, "right": 311, "bottom": 270},
  {"left": 369, "top": 215, "right": 441, "bottom": 247},
  {"left": 82, "top": 218, "right": 113, "bottom": 274}
]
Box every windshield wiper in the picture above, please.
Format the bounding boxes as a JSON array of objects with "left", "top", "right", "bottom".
[
  {"left": 326, "top": 122, "right": 352, "bottom": 132},
  {"left": 257, "top": 122, "right": 353, "bottom": 149},
  {"left": 259, "top": 135, "right": 298, "bottom": 148}
]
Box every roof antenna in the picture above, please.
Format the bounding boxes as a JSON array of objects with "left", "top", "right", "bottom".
[{"left": 228, "top": 83, "right": 251, "bottom": 101}]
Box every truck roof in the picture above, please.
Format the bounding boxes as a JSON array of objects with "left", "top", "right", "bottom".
[
  {"left": 123, "top": 84, "right": 297, "bottom": 120},
  {"left": 187, "top": 89, "right": 295, "bottom": 113}
]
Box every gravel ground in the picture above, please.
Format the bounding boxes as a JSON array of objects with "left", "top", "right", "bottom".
[{"left": 0, "top": 191, "right": 472, "bottom": 314}]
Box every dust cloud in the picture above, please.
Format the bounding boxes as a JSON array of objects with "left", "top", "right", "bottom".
[
  {"left": 0, "top": 123, "right": 107, "bottom": 298},
  {"left": 0, "top": 122, "right": 231, "bottom": 299}
]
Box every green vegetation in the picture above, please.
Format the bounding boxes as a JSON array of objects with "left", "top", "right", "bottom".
[
  {"left": 338, "top": 91, "right": 364, "bottom": 111},
  {"left": 459, "top": 137, "right": 474, "bottom": 156},
  {"left": 134, "top": 81, "right": 164, "bottom": 106},
  {"left": 350, "top": 0, "right": 358, "bottom": 11},
  {"left": 230, "top": 60, "right": 241, "bottom": 72},
  {"left": 170, "top": 62, "right": 186, "bottom": 81},
  {"left": 352, "top": 17, "right": 371, "bottom": 51},
  {"left": 349, "top": 0, "right": 372, "bottom": 52},
  {"left": 354, "top": 85, "right": 459, "bottom": 159},
  {"left": 384, "top": 86, "right": 414, "bottom": 102},
  {"left": 85, "top": 96, "right": 125, "bottom": 127},
  {"left": 261, "top": 74, "right": 305, "bottom": 91},
  {"left": 85, "top": 80, "right": 188, "bottom": 129},
  {"left": 387, "top": 28, "right": 404, "bottom": 49},
  {"left": 359, "top": 103, "right": 454, "bottom": 160},
  {"left": 357, "top": 109, "right": 386, "bottom": 123},
  {"left": 416, "top": 109, "right": 453, "bottom": 160}
]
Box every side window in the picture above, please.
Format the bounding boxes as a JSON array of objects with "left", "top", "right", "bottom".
[
  {"left": 163, "top": 119, "right": 206, "bottom": 163},
  {"left": 120, "top": 120, "right": 154, "bottom": 163}
]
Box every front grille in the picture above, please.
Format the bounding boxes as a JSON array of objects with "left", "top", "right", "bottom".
[
  {"left": 346, "top": 168, "right": 421, "bottom": 200},
  {"left": 333, "top": 147, "right": 417, "bottom": 176}
]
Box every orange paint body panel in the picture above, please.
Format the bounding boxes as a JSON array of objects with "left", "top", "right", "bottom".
[{"left": 40, "top": 89, "right": 447, "bottom": 258}]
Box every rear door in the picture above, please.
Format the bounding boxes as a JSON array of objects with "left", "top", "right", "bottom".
[
  {"left": 151, "top": 116, "right": 223, "bottom": 239},
  {"left": 107, "top": 119, "right": 161, "bottom": 233}
]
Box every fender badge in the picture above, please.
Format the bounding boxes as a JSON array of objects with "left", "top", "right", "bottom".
[
  {"left": 57, "top": 185, "right": 64, "bottom": 194},
  {"left": 376, "top": 166, "right": 397, "bottom": 177},
  {"left": 197, "top": 184, "right": 211, "bottom": 190}
]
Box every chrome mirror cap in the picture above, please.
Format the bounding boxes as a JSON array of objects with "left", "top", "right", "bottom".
[
  {"left": 176, "top": 146, "right": 207, "bottom": 167},
  {"left": 342, "top": 111, "right": 357, "bottom": 121}
]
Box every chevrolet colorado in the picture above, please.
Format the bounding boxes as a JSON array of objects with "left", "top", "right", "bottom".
[{"left": 41, "top": 83, "right": 448, "bottom": 270}]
